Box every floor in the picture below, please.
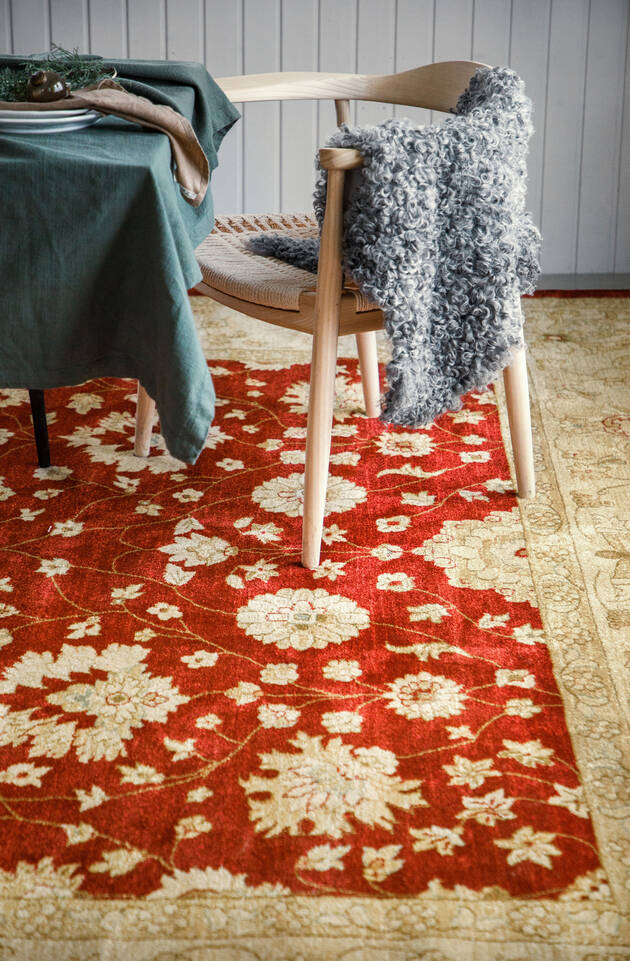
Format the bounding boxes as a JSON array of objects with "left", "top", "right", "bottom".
[{"left": 193, "top": 292, "right": 630, "bottom": 930}]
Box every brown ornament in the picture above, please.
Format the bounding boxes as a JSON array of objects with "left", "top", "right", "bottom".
[{"left": 26, "top": 70, "right": 69, "bottom": 103}]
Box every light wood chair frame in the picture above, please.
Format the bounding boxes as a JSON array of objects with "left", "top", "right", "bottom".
[{"left": 134, "top": 61, "right": 536, "bottom": 569}]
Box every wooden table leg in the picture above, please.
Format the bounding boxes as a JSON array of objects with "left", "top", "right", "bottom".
[{"left": 28, "top": 389, "right": 51, "bottom": 468}]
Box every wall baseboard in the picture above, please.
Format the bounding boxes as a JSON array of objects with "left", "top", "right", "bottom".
[{"left": 538, "top": 273, "right": 630, "bottom": 290}]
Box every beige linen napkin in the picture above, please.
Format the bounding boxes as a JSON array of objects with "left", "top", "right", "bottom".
[{"left": 0, "top": 80, "right": 209, "bottom": 206}]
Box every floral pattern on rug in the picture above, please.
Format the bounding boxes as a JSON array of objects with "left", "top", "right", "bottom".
[{"left": 0, "top": 361, "right": 602, "bottom": 902}]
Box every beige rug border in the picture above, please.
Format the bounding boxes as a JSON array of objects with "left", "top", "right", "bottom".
[{"left": 1, "top": 303, "right": 629, "bottom": 960}]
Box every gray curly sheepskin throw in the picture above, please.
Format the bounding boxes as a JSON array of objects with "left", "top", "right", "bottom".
[{"left": 248, "top": 67, "right": 541, "bottom": 425}]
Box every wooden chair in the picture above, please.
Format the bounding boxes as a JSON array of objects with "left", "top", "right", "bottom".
[{"left": 134, "top": 61, "right": 536, "bottom": 569}]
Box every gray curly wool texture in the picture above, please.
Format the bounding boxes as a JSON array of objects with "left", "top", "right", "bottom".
[{"left": 249, "top": 67, "right": 541, "bottom": 426}]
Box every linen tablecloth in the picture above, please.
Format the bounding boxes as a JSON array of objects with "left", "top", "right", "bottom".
[{"left": 0, "top": 57, "right": 240, "bottom": 462}]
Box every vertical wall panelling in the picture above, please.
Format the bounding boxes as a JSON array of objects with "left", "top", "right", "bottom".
[
  {"left": 127, "top": 0, "right": 166, "bottom": 59},
  {"left": 49, "top": 0, "right": 88, "bottom": 52},
  {"left": 165, "top": 0, "right": 203, "bottom": 61},
  {"left": 10, "top": 0, "right": 49, "bottom": 54},
  {"left": 1, "top": 0, "right": 628, "bottom": 274},
  {"left": 615, "top": 13, "right": 630, "bottom": 272},
  {"left": 432, "top": 0, "right": 473, "bottom": 122},
  {"left": 0, "top": 0, "right": 10, "bottom": 53},
  {"left": 242, "top": 0, "right": 280, "bottom": 213},
  {"left": 471, "top": 0, "right": 510, "bottom": 66},
  {"left": 205, "top": 0, "right": 243, "bottom": 214},
  {"left": 356, "top": 0, "right": 395, "bottom": 126},
  {"left": 394, "top": 0, "right": 434, "bottom": 125},
  {"left": 317, "top": 0, "right": 357, "bottom": 139},
  {"left": 88, "top": 0, "right": 127, "bottom": 57},
  {"left": 577, "top": 0, "right": 629, "bottom": 273},
  {"left": 280, "top": 0, "right": 318, "bottom": 212},
  {"left": 509, "top": 0, "right": 551, "bottom": 232},
  {"left": 541, "top": 0, "right": 589, "bottom": 273}
]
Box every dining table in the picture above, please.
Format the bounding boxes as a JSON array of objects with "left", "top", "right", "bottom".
[{"left": 0, "top": 56, "right": 240, "bottom": 463}]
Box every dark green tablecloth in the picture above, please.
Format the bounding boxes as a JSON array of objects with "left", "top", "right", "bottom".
[{"left": 0, "top": 57, "right": 240, "bottom": 462}]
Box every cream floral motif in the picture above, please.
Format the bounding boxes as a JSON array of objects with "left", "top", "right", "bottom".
[
  {"left": 408, "top": 603, "right": 450, "bottom": 623},
  {"left": 281, "top": 375, "right": 364, "bottom": 420},
  {"left": 252, "top": 472, "right": 366, "bottom": 518},
  {"left": 361, "top": 845, "right": 404, "bottom": 883},
  {"left": 495, "top": 826, "right": 561, "bottom": 869},
  {"left": 457, "top": 788, "right": 517, "bottom": 826},
  {"left": 371, "top": 543, "right": 404, "bottom": 561},
  {"left": 504, "top": 698, "right": 541, "bottom": 718},
  {"left": 376, "top": 572, "right": 415, "bottom": 591},
  {"left": 225, "top": 681, "right": 262, "bottom": 705},
  {"left": 89, "top": 848, "right": 145, "bottom": 877},
  {"left": 410, "top": 824, "right": 465, "bottom": 856},
  {"left": 63, "top": 822, "right": 96, "bottom": 844},
  {"left": 187, "top": 786, "right": 213, "bottom": 803},
  {"left": 147, "top": 602, "right": 182, "bottom": 621},
  {"left": 414, "top": 508, "right": 537, "bottom": 606},
  {"left": 322, "top": 659, "right": 362, "bottom": 682},
  {"left": 376, "top": 516, "right": 411, "bottom": 533},
  {"left": 63, "top": 427, "right": 182, "bottom": 475},
  {"left": 181, "top": 650, "right": 219, "bottom": 669},
  {"left": 242, "top": 732, "right": 427, "bottom": 838},
  {"left": 76, "top": 785, "right": 108, "bottom": 810},
  {"left": 384, "top": 673, "right": 467, "bottom": 721},
  {"left": 237, "top": 588, "right": 370, "bottom": 650},
  {"left": 118, "top": 763, "right": 164, "bottom": 785},
  {"left": 0, "top": 644, "right": 188, "bottom": 763},
  {"left": 258, "top": 703, "right": 301, "bottom": 728},
  {"left": 260, "top": 662, "right": 299, "bottom": 685},
  {"left": 67, "top": 615, "right": 101, "bottom": 639},
  {"left": 548, "top": 783, "right": 589, "bottom": 818},
  {"left": 159, "top": 532, "right": 238, "bottom": 567},
  {"left": 321, "top": 710, "right": 363, "bottom": 733},
  {"left": 50, "top": 520, "right": 83, "bottom": 538},
  {"left": 0, "top": 858, "right": 82, "bottom": 897},
  {"left": 401, "top": 490, "right": 436, "bottom": 506},
  {"left": 37, "top": 557, "right": 70, "bottom": 577},
  {"left": 0, "top": 762, "right": 50, "bottom": 787},
  {"left": 67, "top": 392, "right": 103, "bottom": 414},
  {"left": 296, "top": 843, "right": 350, "bottom": 872},
  {"left": 195, "top": 712, "right": 222, "bottom": 730},
  {"left": 374, "top": 432, "right": 434, "bottom": 458},
  {"left": 147, "top": 865, "right": 290, "bottom": 898},
  {"left": 513, "top": 623, "right": 546, "bottom": 645},
  {"left": 498, "top": 739, "right": 554, "bottom": 767},
  {"left": 443, "top": 755, "right": 500, "bottom": 788},
  {"left": 165, "top": 564, "right": 196, "bottom": 586}
]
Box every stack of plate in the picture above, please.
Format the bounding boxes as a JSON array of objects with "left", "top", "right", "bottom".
[{"left": 0, "top": 107, "right": 101, "bottom": 135}]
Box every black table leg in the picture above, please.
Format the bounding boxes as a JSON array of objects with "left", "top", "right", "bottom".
[{"left": 28, "top": 389, "right": 51, "bottom": 468}]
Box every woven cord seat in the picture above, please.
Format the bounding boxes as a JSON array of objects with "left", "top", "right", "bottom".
[{"left": 195, "top": 213, "right": 378, "bottom": 314}]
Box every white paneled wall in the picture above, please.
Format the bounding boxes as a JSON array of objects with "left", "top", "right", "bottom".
[{"left": 1, "top": 0, "right": 628, "bottom": 273}]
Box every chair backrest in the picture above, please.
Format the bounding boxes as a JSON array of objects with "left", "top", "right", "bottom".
[{"left": 217, "top": 61, "right": 488, "bottom": 115}]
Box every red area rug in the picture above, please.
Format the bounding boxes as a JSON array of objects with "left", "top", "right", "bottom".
[{"left": 0, "top": 361, "right": 600, "bottom": 900}]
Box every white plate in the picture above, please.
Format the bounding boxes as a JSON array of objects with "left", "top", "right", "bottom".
[
  {"left": 0, "top": 106, "right": 93, "bottom": 119},
  {"left": 0, "top": 111, "right": 101, "bottom": 134}
]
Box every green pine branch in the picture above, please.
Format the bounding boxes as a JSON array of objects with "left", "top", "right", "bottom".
[{"left": 0, "top": 44, "right": 113, "bottom": 102}]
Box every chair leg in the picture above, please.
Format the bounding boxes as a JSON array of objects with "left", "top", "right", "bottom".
[
  {"left": 134, "top": 382, "right": 156, "bottom": 457},
  {"left": 302, "top": 319, "right": 339, "bottom": 569},
  {"left": 502, "top": 347, "right": 535, "bottom": 498},
  {"left": 356, "top": 330, "right": 381, "bottom": 417},
  {"left": 28, "top": 389, "right": 50, "bottom": 468}
]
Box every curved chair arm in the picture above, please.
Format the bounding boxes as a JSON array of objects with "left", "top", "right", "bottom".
[
  {"left": 319, "top": 147, "right": 364, "bottom": 170},
  {"left": 216, "top": 61, "right": 488, "bottom": 113}
]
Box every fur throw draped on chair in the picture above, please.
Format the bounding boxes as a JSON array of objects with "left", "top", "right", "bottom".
[{"left": 248, "top": 67, "right": 541, "bottom": 426}]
